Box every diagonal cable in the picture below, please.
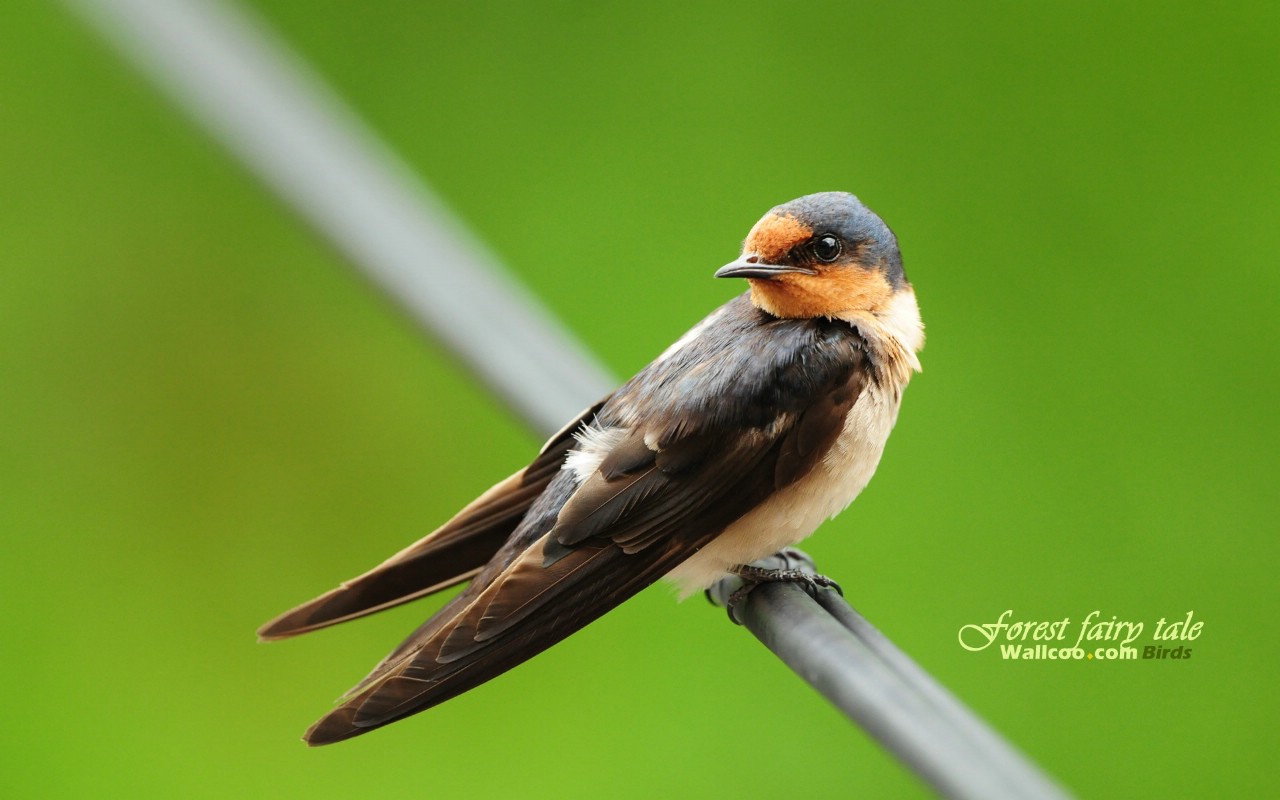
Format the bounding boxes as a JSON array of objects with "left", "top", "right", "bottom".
[{"left": 64, "top": 0, "right": 615, "bottom": 435}]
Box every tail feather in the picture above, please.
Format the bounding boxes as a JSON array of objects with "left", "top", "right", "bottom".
[
  {"left": 258, "top": 400, "right": 606, "bottom": 641},
  {"left": 302, "top": 536, "right": 688, "bottom": 746}
]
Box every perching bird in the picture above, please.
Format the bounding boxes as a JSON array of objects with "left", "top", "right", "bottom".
[{"left": 259, "top": 191, "right": 924, "bottom": 745}]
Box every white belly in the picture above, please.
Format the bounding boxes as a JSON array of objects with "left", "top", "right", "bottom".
[{"left": 664, "top": 382, "right": 905, "bottom": 597}]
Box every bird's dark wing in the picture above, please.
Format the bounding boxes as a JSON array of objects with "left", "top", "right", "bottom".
[
  {"left": 303, "top": 330, "right": 868, "bottom": 745},
  {"left": 257, "top": 400, "right": 607, "bottom": 641}
]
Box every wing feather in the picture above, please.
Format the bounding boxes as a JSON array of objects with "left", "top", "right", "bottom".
[{"left": 301, "top": 386, "right": 854, "bottom": 744}]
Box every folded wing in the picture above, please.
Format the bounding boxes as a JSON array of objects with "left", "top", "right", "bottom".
[{"left": 304, "top": 358, "right": 866, "bottom": 744}]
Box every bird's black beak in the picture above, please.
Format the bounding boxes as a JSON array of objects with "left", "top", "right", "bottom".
[{"left": 715, "top": 255, "right": 817, "bottom": 280}]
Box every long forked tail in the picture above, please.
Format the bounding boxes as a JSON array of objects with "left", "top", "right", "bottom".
[{"left": 303, "top": 533, "right": 690, "bottom": 745}]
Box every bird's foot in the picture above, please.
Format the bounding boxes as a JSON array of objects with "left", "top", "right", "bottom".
[{"left": 707, "top": 548, "right": 842, "bottom": 625}]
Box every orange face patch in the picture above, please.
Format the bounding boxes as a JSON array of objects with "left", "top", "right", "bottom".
[
  {"left": 743, "top": 214, "right": 812, "bottom": 263},
  {"left": 748, "top": 268, "right": 894, "bottom": 320}
]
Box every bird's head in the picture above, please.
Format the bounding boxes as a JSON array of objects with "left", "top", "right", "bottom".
[{"left": 716, "top": 192, "right": 909, "bottom": 320}]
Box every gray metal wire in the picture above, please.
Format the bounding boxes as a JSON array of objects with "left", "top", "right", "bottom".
[
  {"left": 708, "top": 551, "right": 1069, "bottom": 799},
  {"left": 64, "top": 0, "right": 614, "bottom": 435},
  {"left": 64, "top": 1, "right": 1071, "bottom": 796}
]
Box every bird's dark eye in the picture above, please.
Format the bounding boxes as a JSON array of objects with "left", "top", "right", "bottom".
[{"left": 812, "top": 234, "right": 841, "bottom": 263}]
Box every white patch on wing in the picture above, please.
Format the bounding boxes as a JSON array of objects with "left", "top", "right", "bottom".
[
  {"left": 655, "top": 306, "right": 727, "bottom": 364},
  {"left": 563, "top": 424, "right": 630, "bottom": 482}
]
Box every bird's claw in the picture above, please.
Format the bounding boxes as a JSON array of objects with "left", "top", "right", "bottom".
[{"left": 706, "top": 549, "right": 843, "bottom": 625}]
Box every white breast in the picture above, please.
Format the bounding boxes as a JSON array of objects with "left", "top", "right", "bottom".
[{"left": 664, "top": 380, "right": 906, "bottom": 596}]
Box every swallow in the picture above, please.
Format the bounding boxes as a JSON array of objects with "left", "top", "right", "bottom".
[{"left": 259, "top": 191, "right": 924, "bottom": 745}]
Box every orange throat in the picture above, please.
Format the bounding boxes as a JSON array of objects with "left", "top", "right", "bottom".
[{"left": 747, "top": 268, "right": 896, "bottom": 319}]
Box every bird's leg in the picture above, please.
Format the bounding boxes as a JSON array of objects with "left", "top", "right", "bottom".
[{"left": 713, "top": 548, "right": 843, "bottom": 624}]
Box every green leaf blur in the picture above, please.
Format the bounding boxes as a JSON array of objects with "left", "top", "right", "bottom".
[{"left": 3, "top": 1, "right": 1275, "bottom": 797}]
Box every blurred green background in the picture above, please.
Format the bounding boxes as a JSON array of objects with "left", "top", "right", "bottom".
[{"left": 3, "top": 1, "right": 1276, "bottom": 797}]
